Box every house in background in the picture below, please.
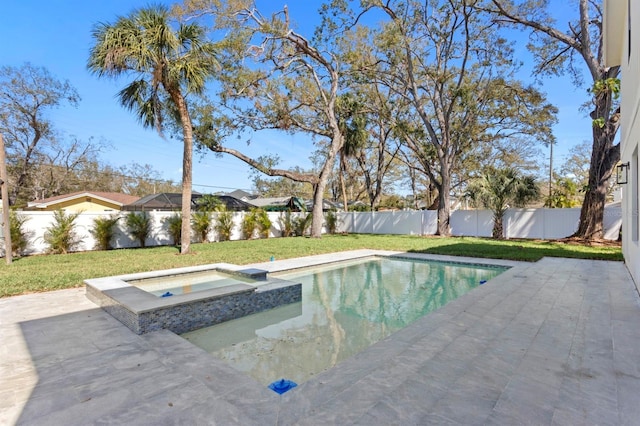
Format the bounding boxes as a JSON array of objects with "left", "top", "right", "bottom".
[
  {"left": 224, "top": 189, "right": 256, "bottom": 202},
  {"left": 122, "top": 193, "right": 256, "bottom": 212},
  {"left": 250, "top": 196, "right": 306, "bottom": 211},
  {"left": 604, "top": 0, "right": 639, "bottom": 288},
  {"left": 25, "top": 191, "right": 140, "bottom": 212}
]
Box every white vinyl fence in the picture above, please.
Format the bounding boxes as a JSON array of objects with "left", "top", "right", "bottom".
[
  {"left": 0, "top": 211, "right": 311, "bottom": 257},
  {"left": 337, "top": 206, "right": 622, "bottom": 240},
  {"left": 1, "top": 206, "right": 622, "bottom": 257}
]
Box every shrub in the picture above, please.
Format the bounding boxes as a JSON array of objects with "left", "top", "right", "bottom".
[
  {"left": 325, "top": 210, "right": 338, "bottom": 234},
  {"left": 241, "top": 208, "right": 272, "bottom": 240},
  {"left": 214, "top": 206, "right": 234, "bottom": 242},
  {"left": 125, "top": 212, "right": 151, "bottom": 248},
  {"left": 43, "top": 210, "right": 82, "bottom": 254},
  {"left": 278, "top": 210, "right": 294, "bottom": 237},
  {"left": 241, "top": 210, "right": 257, "bottom": 240},
  {"left": 192, "top": 211, "right": 212, "bottom": 243},
  {"left": 293, "top": 213, "right": 313, "bottom": 236},
  {"left": 163, "top": 213, "right": 182, "bottom": 246},
  {"left": 90, "top": 215, "right": 120, "bottom": 250},
  {"left": 255, "top": 209, "right": 272, "bottom": 238},
  {"left": 5, "top": 210, "right": 30, "bottom": 256}
]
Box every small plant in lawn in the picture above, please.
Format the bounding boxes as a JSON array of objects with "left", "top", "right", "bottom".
[
  {"left": 278, "top": 210, "right": 294, "bottom": 237},
  {"left": 241, "top": 210, "right": 258, "bottom": 240},
  {"left": 325, "top": 210, "right": 338, "bottom": 234},
  {"left": 293, "top": 213, "right": 313, "bottom": 236},
  {"left": 43, "top": 210, "right": 82, "bottom": 254},
  {"left": 90, "top": 215, "right": 120, "bottom": 250},
  {"left": 163, "top": 213, "right": 182, "bottom": 246},
  {"left": 214, "top": 205, "right": 234, "bottom": 241},
  {"left": 256, "top": 208, "right": 272, "bottom": 238},
  {"left": 5, "top": 210, "right": 31, "bottom": 256},
  {"left": 192, "top": 211, "right": 212, "bottom": 242},
  {"left": 126, "top": 212, "right": 151, "bottom": 248}
]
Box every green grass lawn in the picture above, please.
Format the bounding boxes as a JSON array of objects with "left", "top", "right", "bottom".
[{"left": 0, "top": 234, "right": 622, "bottom": 298}]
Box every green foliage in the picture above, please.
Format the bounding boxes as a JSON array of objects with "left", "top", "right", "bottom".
[
  {"left": 293, "top": 213, "right": 313, "bottom": 236},
  {"left": 379, "top": 195, "right": 405, "bottom": 210},
  {"left": 592, "top": 78, "right": 620, "bottom": 99},
  {"left": 163, "top": 214, "right": 182, "bottom": 245},
  {"left": 43, "top": 210, "right": 82, "bottom": 254},
  {"left": 214, "top": 205, "right": 234, "bottom": 242},
  {"left": 255, "top": 208, "right": 272, "bottom": 238},
  {"left": 6, "top": 210, "right": 30, "bottom": 256},
  {"left": 125, "top": 212, "right": 151, "bottom": 248},
  {"left": 349, "top": 203, "right": 371, "bottom": 212},
  {"left": 545, "top": 177, "right": 581, "bottom": 208},
  {"left": 278, "top": 210, "right": 294, "bottom": 237},
  {"left": 240, "top": 208, "right": 271, "bottom": 239},
  {"left": 590, "top": 78, "right": 620, "bottom": 129},
  {"left": 88, "top": 6, "right": 218, "bottom": 130},
  {"left": 325, "top": 210, "right": 338, "bottom": 234},
  {"left": 196, "top": 194, "right": 222, "bottom": 212},
  {"left": 592, "top": 117, "right": 605, "bottom": 129},
  {"left": 466, "top": 167, "right": 540, "bottom": 239},
  {"left": 241, "top": 210, "right": 257, "bottom": 240},
  {"left": 192, "top": 211, "right": 213, "bottom": 242},
  {"left": 90, "top": 215, "right": 120, "bottom": 251}
]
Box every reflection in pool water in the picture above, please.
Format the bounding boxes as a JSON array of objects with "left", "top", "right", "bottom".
[{"left": 181, "top": 257, "right": 507, "bottom": 386}]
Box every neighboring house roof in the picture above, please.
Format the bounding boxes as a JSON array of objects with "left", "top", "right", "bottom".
[
  {"left": 225, "top": 189, "right": 256, "bottom": 201},
  {"left": 216, "top": 195, "right": 258, "bottom": 211},
  {"left": 250, "top": 196, "right": 306, "bottom": 211},
  {"left": 123, "top": 193, "right": 187, "bottom": 211},
  {"left": 250, "top": 196, "right": 337, "bottom": 212},
  {"left": 26, "top": 191, "right": 140, "bottom": 209},
  {"left": 306, "top": 199, "right": 339, "bottom": 211},
  {"left": 123, "top": 193, "right": 256, "bottom": 212},
  {"left": 250, "top": 196, "right": 295, "bottom": 208}
]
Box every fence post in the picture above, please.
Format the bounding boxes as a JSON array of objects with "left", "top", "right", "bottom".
[{"left": 0, "top": 134, "right": 12, "bottom": 264}]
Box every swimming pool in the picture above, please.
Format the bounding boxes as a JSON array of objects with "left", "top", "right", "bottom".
[{"left": 181, "top": 256, "right": 507, "bottom": 386}]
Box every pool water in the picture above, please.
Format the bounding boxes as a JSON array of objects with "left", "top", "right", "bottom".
[
  {"left": 181, "top": 257, "right": 507, "bottom": 386},
  {"left": 128, "top": 270, "right": 256, "bottom": 297}
]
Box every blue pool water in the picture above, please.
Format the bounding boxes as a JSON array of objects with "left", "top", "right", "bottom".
[
  {"left": 128, "top": 270, "right": 256, "bottom": 297},
  {"left": 181, "top": 256, "right": 507, "bottom": 386}
]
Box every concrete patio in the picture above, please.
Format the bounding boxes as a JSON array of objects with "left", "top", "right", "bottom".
[{"left": 1, "top": 254, "right": 639, "bottom": 425}]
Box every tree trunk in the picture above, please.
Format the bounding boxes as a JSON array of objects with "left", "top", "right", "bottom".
[
  {"left": 492, "top": 212, "right": 504, "bottom": 239},
  {"left": 436, "top": 164, "right": 451, "bottom": 236},
  {"left": 180, "top": 130, "right": 193, "bottom": 254},
  {"left": 574, "top": 131, "right": 619, "bottom": 239},
  {"left": 169, "top": 90, "right": 193, "bottom": 254},
  {"left": 310, "top": 178, "right": 326, "bottom": 238},
  {"left": 310, "top": 133, "right": 343, "bottom": 237},
  {"left": 339, "top": 161, "right": 348, "bottom": 212},
  {"left": 574, "top": 71, "right": 620, "bottom": 239}
]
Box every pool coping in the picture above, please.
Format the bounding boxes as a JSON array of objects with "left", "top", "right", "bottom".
[{"left": 248, "top": 249, "right": 524, "bottom": 274}]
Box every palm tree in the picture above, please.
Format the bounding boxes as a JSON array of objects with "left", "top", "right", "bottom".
[
  {"left": 336, "top": 94, "right": 368, "bottom": 212},
  {"left": 466, "top": 167, "right": 540, "bottom": 239},
  {"left": 88, "top": 6, "right": 217, "bottom": 254}
]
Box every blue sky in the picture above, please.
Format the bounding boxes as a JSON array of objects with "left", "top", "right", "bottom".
[{"left": 1, "top": 0, "right": 593, "bottom": 195}]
